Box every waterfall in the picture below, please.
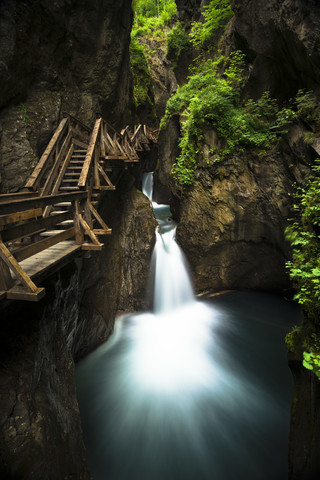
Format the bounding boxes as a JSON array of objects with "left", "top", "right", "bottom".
[
  {"left": 76, "top": 172, "right": 297, "bottom": 480},
  {"left": 142, "top": 172, "right": 194, "bottom": 313},
  {"left": 142, "top": 171, "right": 153, "bottom": 201}
]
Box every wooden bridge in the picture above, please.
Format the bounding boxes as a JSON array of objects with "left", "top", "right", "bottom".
[{"left": 0, "top": 114, "right": 157, "bottom": 302}]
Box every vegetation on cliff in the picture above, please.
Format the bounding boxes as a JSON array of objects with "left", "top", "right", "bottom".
[
  {"left": 286, "top": 157, "right": 320, "bottom": 380},
  {"left": 161, "top": 52, "right": 296, "bottom": 186}
]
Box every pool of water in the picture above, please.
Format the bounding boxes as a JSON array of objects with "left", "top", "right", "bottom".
[{"left": 76, "top": 291, "right": 299, "bottom": 480}]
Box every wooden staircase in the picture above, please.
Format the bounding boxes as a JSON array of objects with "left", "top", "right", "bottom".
[{"left": 0, "top": 113, "right": 158, "bottom": 301}]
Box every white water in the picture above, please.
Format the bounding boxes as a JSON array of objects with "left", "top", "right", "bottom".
[{"left": 76, "top": 173, "right": 298, "bottom": 479}]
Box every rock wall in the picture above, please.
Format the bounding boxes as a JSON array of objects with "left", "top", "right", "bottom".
[
  {"left": 173, "top": 125, "right": 315, "bottom": 293},
  {"left": 0, "top": 0, "right": 159, "bottom": 477},
  {"left": 0, "top": 178, "right": 156, "bottom": 479},
  {"left": 0, "top": 0, "right": 133, "bottom": 192},
  {"left": 222, "top": 0, "right": 320, "bottom": 100}
]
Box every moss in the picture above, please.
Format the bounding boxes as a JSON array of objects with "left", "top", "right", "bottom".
[
  {"left": 286, "top": 326, "right": 304, "bottom": 354},
  {"left": 129, "top": 36, "right": 155, "bottom": 111}
]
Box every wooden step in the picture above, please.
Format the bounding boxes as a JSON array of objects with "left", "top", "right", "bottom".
[
  {"left": 59, "top": 186, "right": 79, "bottom": 191},
  {"left": 62, "top": 178, "right": 79, "bottom": 184},
  {"left": 64, "top": 172, "right": 80, "bottom": 177},
  {"left": 54, "top": 202, "right": 72, "bottom": 208},
  {"left": 69, "top": 160, "right": 83, "bottom": 165},
  {"left": 39, "top": 229, "right": 68, "bottom": 237}
]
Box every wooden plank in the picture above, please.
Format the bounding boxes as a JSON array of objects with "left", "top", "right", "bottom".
[
  {"left": 0, "top": 191, "right": 87, "bottom": 215},
  {"left": 81, "top": 243, "right": 103, "bottom": 251},
  {"left": 88, "top": 202, "right": 111, "bottom": 232},
  {"left": 25, "top": 117, "right": 69, "bottom": 190},
  {"left": 19, "top": 240, "right": 81, "bottom": 281},
  {"left": 1, "top": 211, "right": 72, "bottom": 242},
  {"left": 79, "top": 214, "right": 100, "bottom": 245},
  {"left": 102, "top": 155, "right": 127, "bottom": 160},
  {"left": 78, "top": 118, "right": 102, "bottom": 188},
  {"left": 62, "top": 112, "right": 91, "bottom": 132},
  {"left": 0, "top": 257, "right": 13, "bottom": 290},
  {"left": 0, "top": 241, "right": 39, "bottom": 293},
  {"left": 93, "top": 229, "right": 112, "bottom": 235},
  {"left": 13, "top": 227, "right": 75, "bottom": 262},
  {"left": 71, "top": 127, "right": 90, "bottom": 144},
  {"left": 0, "top": 192, "right": 39, "bottom": 203},
  {"left": 0, "top": 208, "right": 42, "bottom": 227},
  {"left": 41, "top": 129, "right": 72, "bottom": 196},
  {"left": 73, "top": 200, "right": 84, "bottom": 245},
  {"left": 97, "top": 163, "right": 115, "bottom": 188},
  {"left": 52, "top": 144, "right": 74, "bottom": 195},
  {"left": 72, "top": 138, "right": 89, "bottom": 149},
  {"left": 100, "top": 122, "right": 106, "bottom": 157},
  {"left": 6, "top": 285, "right": 45, "bottom": 302}
]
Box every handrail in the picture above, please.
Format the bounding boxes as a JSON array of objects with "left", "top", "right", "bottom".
[
  {"left": 0, "top": 191, "right": 87, "bottom": 215},
  {"left": 62, "top": 112, "right": 91, "bottom": 133},
  {"left": 25, "top": 117, "right": 70, "bottom": 191},
  {"left": 78, "top": 117, "right": 102, "bottom": 189}
]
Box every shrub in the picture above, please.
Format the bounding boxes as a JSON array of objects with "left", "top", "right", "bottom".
[
  {"left": 190, "top": 0, "right": 234, "bottom": 49},
  {"left": 285, "top": 160, "right": 320, "bottom": 321},
  {"left": 167, "top": 22, "right": 190, "bottom": 58},
  {"left": 130, "top": 36, "right": 154, "bottom": 108},
  {"left": 161, "top": 52, "right": 296, "bottom": 186}
]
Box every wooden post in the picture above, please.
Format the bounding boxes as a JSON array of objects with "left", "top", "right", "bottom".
[
  {"left": 73, "top": 200, "right": 84, "bottom": 245},
  {"left": 83, "top": 200, "right": 93, "bottom": 229},
  {"left": 0, "top": 257, "right": 13, "bottom": 291}
]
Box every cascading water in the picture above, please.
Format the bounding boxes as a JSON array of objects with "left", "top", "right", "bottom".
[{"left": 76, "top": 173, "right": 300, "bottom": 480}]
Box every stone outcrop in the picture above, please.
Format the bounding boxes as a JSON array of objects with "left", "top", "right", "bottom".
[
  {"left": 0, "top": 177, "right": 156, "bottom": 478},
  {"left": 0, "top": 0, "right": 133, "bottom": 192},
  {"left": 222, "top": 0, "right": 320, "bottom": 100},
  {"left": 0, "top": 0, "right": 159, "bottom": 478},
  {"left": 172, "top": 125, "right": 314, "bottom": 293}
]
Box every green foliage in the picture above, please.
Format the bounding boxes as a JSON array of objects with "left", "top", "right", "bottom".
[
  {"left": 132, "top": 0, "right": 177, "bottom": 39},
  {"left": 161, "top": 52, "right": 296, "bottom": 187},
  {"left": 295, "top": 89, "right": 320, "bottom": 126},
  {"left": 190, "top": 0, "right": 234, "bottom": 49},
  {"left": 303, "top": 351, "right": 320, "bottom": 380},
  {"left": 286, "top": 160, "right": 320, "bottom": 321},
  {"left": 130, "top": 36, "right": 154, "bottom": 108},
  {"left": 167, "top": 22, "right": 190, "bottom": 58},
  {"left": 19, "top": 103, "right": 30, "bottom": 122}
]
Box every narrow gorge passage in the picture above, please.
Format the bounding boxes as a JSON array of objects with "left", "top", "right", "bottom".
[{"left": 76, "top": 176, "right": 300, "bottom": 480}]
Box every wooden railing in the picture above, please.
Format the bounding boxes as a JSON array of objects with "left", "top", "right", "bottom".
[
  {"left": 26, "top": 114, "right": 91, "bottom": 194},
  {"left": 0, "top": 114, "right": 158, "bottom": 301}
]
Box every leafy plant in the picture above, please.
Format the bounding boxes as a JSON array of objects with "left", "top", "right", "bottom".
[
  {"left": 285, "top": 160, "right": 320, "bottom": 321},
  {"left": 303, "top": 351, "right": 320, "bottom": 380},
  {"left": 20, "top": 103, "right": 30, "bottom": 122},
  {"left": 130, "top": 36, "right": 155, "bottom": 109},
  {"left": 161, "top": 52, "right": 296, "bottom": 186},
  {"left": 167, "top": 22, "right": 190, "bottom": 58},
  {"left": 295, "top": 89, "right": 320, "bottom": 126},
  {"left": 132, "top": 0, "right": 177, "bottom": 39},
  {"left": 190, "top": 0, "right": 234, "bottom": 49}
]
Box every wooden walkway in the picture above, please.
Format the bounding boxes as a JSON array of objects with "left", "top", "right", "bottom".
[{"left": 0, "top": 114, "right": 157, "bottom": 301}]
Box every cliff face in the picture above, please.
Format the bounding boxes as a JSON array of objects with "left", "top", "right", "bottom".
[
  {"left": 174, "top": 130, "right": 314, "bottom": 293},
  {"left": 155, "top": 2, "right": 320, "bottom": 478},
  {"left": 0, "top": 0, "right": 133, "bottom": 192},
  {"left": 0, "top": 179, "right": 156, "bottom": 479},
  {"left": 0, "top": 1, "right": 159, "bottom": 478},
  {"left": 223, "top": 0, "right": 320, "bottom": 100}
]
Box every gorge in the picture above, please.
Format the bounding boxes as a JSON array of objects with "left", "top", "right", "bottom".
[{"left": 1, "top": 0, "right": 320, "bottom": 479}]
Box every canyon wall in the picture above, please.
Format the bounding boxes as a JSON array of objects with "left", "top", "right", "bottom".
[
  {"left": 155, "top": 1, "right": 320, "bottom": 478},
  {"left": 0, "top": 1, "right": 157, "bottom": 478},
  {"left": 0, "top": 0, "right": 133, "bottom": 193}
]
